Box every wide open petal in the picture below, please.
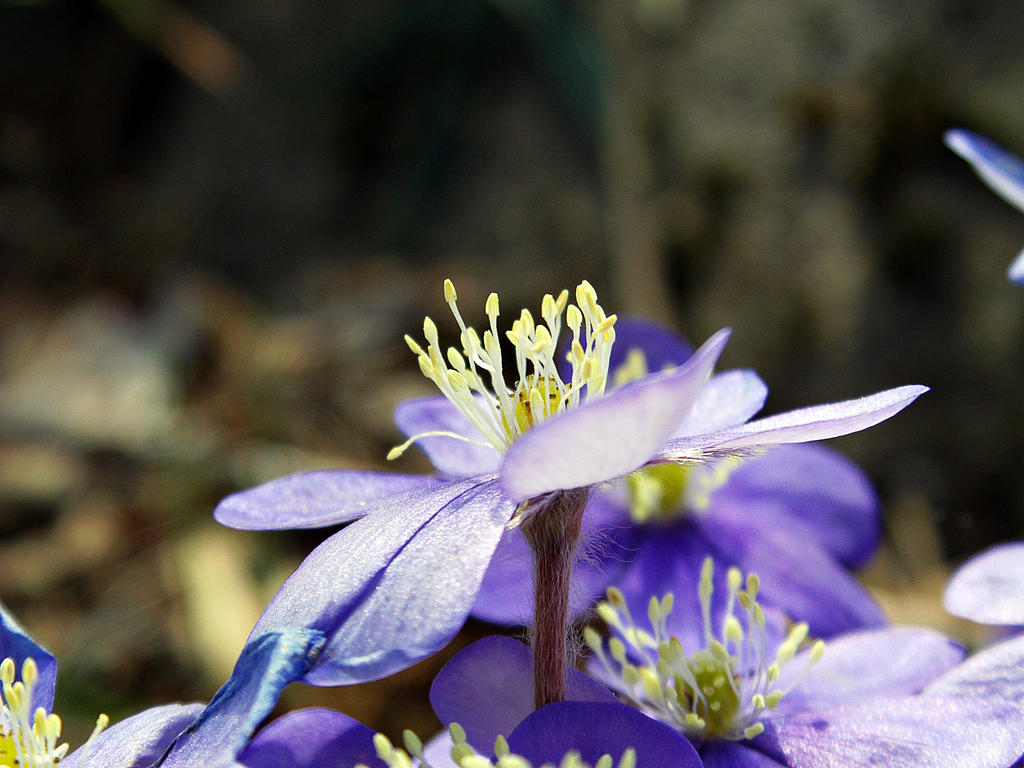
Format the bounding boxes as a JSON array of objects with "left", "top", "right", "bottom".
[
  {"left": 700, "top": 514, "right": 886, "bottom": 638},
  {"left": 471, "top": 493, "right": 636, "bottom": 626},
  {"left": 156, "top": 628, "right": 325, "bottom": 768},
  {"left": 943, "top": 542, "right": 1024, "bottom": 625},
  {"left": 675, "top": 369, "right": 767, "bottom": 437},
  {"left": 659, "top": 385, "right": 928, "bottom": 459},
  {"left": 430, "top": 636, "right": 618, "bottom": 754},
  {"left": 758, "top": 696, "right": 1024, "bottom": 768},
  {"left": 710, "top": 444, "right": 879, "bottom": 568},
  {"left": 507, "top": 701, "right": 701, "bottom": 768},
  {"left": 945, "top": 129, "right": 1024, "bottom": 213},
  {"left": 60, "top": 703, "right": 203, "bottom": 768},
  {"left": 252, "top": 476, "right": 515, "bottom": 686},
  {"left": 237, "top": 708, "right": 384, "bottom": 768},
  {"left": 214, "top": 470, "right": 443, "bottom": 530},
  {"left": 771, "top": 627, "right": 963, "bottom": 715},
  {"left": 925, "top": 633, "right": 1024, "bottom": 702},
  {"left": 502, "top": 329, "right": 731, "bottom": 502},
  {"left": 394, "top": 396, "right": 502, "bottom": 476},
  {"left": 0, "top": 600, "right": 57, "bottom": 711}
]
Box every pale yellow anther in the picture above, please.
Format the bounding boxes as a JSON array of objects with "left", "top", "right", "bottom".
[
  {"left": 753, "top": 603, "right": 765, "bottom": 629},
  {"left": 766, "top": 691, "right": 784, "bottom": 708},
  {"left": 595, "top": 755, "right": 613, "bottom": 768},
  {"left": 767, "top": 664, "right": 780, "bottom": 682},
  {"left": 727, "top": 567, "right": 743, "bottom": 593},
  {"left": 609, "top": 636, "right": 628, "bottom": 663},
  {"left": 685, "top": 713, "right": 705, "bottom": 729},
  {"left": 660, "top": 593, "right": 674, "bottom": 616},
  {"left": 554, "top": 289, "right": 569, "bottom": 314},
  {"left": 789, "top": 623, "right": 809, "bottom": 647},
  {"left": 746, "top": 573, "right": 760, "bottom": 598},
  {"left": 606, "top": 586, "right": 626, "bottom": 607},
  {"left": 584, "top": 626, "right": 603, "bottom": 651},
  {"left": 444, "top": 278, "right": 458, "bottom": 303},
  {"left": 448, "top": 369, "right": 469, "bottom": 390},
  {"left": 374, "top": 733, "right": 395, "bottom": 761},
  {"left": 622, "top": 665, "right": 640, "bottom": 686},
  {"left": 640, "top": 668, "right": 663, "bottom": 701},
  {"left": 595, "top": 315, "right": 617, "bottom": 335},
  {"left": 777, "top": 641, "right": 797, "bottom": 665},
  {"left": 724, "top": 616, "right": 744, "bottom": 644},
  {"left": 743, "top": 723, "right": 765, "bottom": 739},
  {"left": 495, "top": 734, "right": 510, "bottom": 757},
  {"left": 566, "top": 304, "right": 582, "bottom": 331},
  {"left": 447, "top": 347, "right": 467, "bottom": 371},
  {"left": 403, "top": 729, "right": 423, "bottom": 756},
  {"left": 810, "top": 639, "right": 826, "bottom": 664},
  {"left": 648, "top": 595, "right": 662, "bottom": 626},
  {"left": 541, "top": 293, "right": 555, "bottom": 319},
  {"left": 588, "top": 373, "right": 606, "bottom": 393},
  {"left": 461, "top": 755, "right": 493, "bottom": 768},
  {"left": 22, "top": 657, "right": 37, "bottom": 689},
  {"left": 752, "top": 694, "right": 766, "bottom": 710},
  {"left": 737, "top": 592, "right": 752, "bottom": 610},
  {"left": 596, "top": 603, "right": 620, "bottom": 628},
  {"left": 710, "top": 641, "right": 730, "bottom": 664},
  {"left": 485, "top": 292, "right": 500, "bottom": 317},
  {"left": 450, "top": 723, "right": 468, "bottom": 744},
  {"left": 423, "top": 316, "right": 439, "bottom": 345}
]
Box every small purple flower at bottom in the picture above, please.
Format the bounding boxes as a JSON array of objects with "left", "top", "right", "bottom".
[
  {"left": 0, "top": 600, "right": 325, "bottom": 768},
  {"left": 944, "top": 541, "right": 1024, "bottom": 626},
  {"left": 428, "top": 570, "right": 1024, "bottom": 768},
  {"left": 945, "top": 128, "right": 1024, "bottom": 283}
]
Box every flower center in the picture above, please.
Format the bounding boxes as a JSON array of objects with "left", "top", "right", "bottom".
[
  {"left": 389, "top": 280, "right": 617, "bottom": 459},
  {"left": 585, "top": 558, "right": 824, "bottom": 743},
  {"left": 362, "top": 723, "right": 636, "bottom": 768},
  {"left": 625, "top": 460, "right": 741, "bottom": 524},
  {"left": 0, "top": 657, "right": 108, "bottom": 768}
]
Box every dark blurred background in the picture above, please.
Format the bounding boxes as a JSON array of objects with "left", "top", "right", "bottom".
[{"left": 1, "top": 0, "right": 1023, "bottom": 746}]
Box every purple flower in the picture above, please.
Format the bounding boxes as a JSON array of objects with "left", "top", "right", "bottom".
[
  {"left": 944, "top": 542, "right": 1024, "bottom": 626},
  {"left": 472, "top": 319, "right": 886, "bottom": 642},
  {"left": 235, "top": 701, "right": 700, "bottom": 768},
  {"left": 945, "top": 128, "right": 1024, "bottom": 283},
  {"left": 215, "top": 281, "right": 925, "bottom": 690},
  {"left": 0, "top": 599, "right": 325, "bottom": 768},
  {"left": 429, "top": 566, "right": 1024, "bottom": 768}
]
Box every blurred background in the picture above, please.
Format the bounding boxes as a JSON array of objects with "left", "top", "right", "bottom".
[{"left": 1, "top": 0, "right": 1023, "bottom": 746}]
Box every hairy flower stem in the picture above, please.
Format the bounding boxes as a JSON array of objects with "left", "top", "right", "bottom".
[{"left": 520, "top": 487, "right": 589, "bottom": 710}]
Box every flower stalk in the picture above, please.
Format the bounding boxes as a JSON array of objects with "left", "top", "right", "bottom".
[{"left": 520, "top": 488, "right": 590, "bottom": 709}]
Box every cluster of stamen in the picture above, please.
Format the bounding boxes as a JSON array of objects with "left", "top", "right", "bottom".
[
  {"left": 360, "top": 723, "right": 636, "bottom": 768},
  {"left": 626, "top": 458, "right": 742, "bottom": 524},
  {"left": 584, "top": 558, "right": 824, "bottom": 743},
  {"left": 389, "top": 280, "right": 617, "bottom": 459},
  {"left": 0, "top": 657, "right": 108, "bottom": 768}
]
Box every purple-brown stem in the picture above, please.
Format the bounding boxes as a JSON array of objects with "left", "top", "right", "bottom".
[{"left": 520, "top": 487, "right": 589, "bottom": 710}]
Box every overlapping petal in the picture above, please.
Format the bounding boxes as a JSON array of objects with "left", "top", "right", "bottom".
[
  {"left": 675, "top": 370, "right": 768, "bottom": 437},
  {"left": 759, "top": 696, "right": 1024, "bottom": 768},
  {"left": 507, "top": 702, "right": 701, "bottom": 768},
  {"left": 60, "top": 703, "right": 205, "bottom": 768},
  {"left": 501, "top": 330, "right": 731, "bottom": 502},
  {"left": 711, "top": 444, "right": 879, "bottom": 568},
  {"left": 214, "top": 470, "right": 443, "bottom": 530},
  {"left": 236, "top": 708, "right": 384, "bottom": 768},
  {"left": 156, "top": 627, "right": 326, "bottom": 768},
  {"left": 771, "top": 628, "right": 963, "bottom": 714},
  {"left": 943, "top": 542, "right": 1024, "bottom": 625},
  {"left": 251, "top": 476, "right": 515, "bottom": 685},
  {"left": 430, "top": 636, "right": 617, "bottom": 754},
  {"left": 659, "top": 385, "right": 928, "bottom": 459},
  {"left": 925, "top": 632, "right": 1024, "bottom": 702}
]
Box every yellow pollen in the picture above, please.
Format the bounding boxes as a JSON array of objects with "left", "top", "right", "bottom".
[
  {"left": 360, "top": 724, "right": 637, "bottom": 768},
  {"left": 586, "top": 559, "right": 827, "bottom": 742},
  {"left": 390, "top": 281, "right": 617, "bottom": 460},
  {"left": 0, "top": 656, "right": 108, "bottom": 768}
]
